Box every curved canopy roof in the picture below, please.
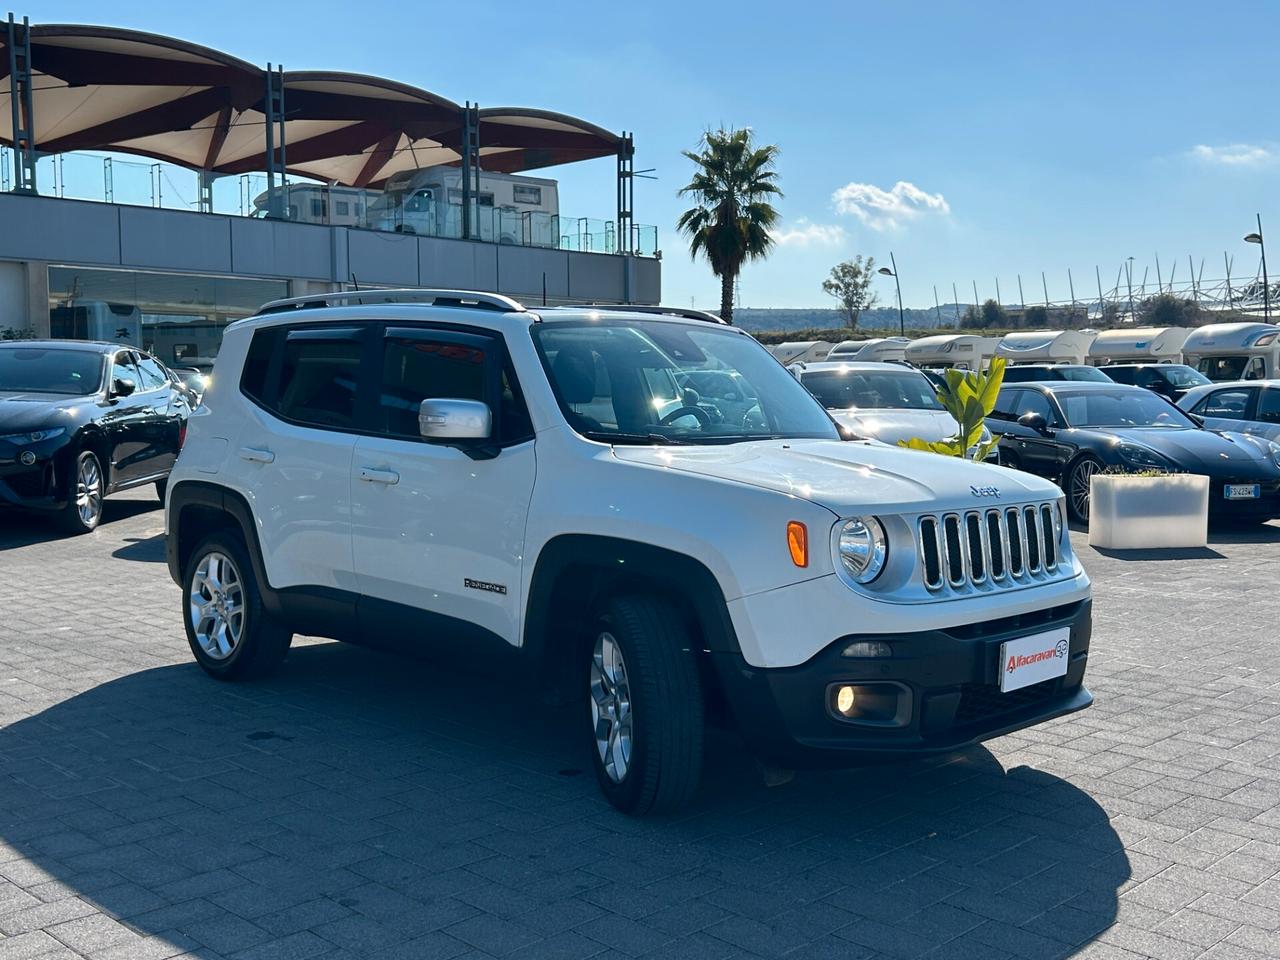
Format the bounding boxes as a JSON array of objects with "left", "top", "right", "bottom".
[{"left": 0, "top": 22, "right": 622, "bottom": 187}]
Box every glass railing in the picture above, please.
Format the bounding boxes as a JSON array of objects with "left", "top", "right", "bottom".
[{"left": 9, "top": 151, "right": 658, "bottom": 257}]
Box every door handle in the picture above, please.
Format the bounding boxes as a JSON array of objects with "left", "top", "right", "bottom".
[
  {"left": 238, "top": 446, "right": 275, "bottom": 464},
  {"left": 358, "top": 467, "right": 400, "bottom": 485}
]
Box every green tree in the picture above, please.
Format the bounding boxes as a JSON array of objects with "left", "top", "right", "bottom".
[
  {"left": 1138, "top": 293, "right": 1201, "bottom": 327},
  {"left": 677, "top": 128, "right": 782, "bottom": 324},
  {"left": 821, "top": 256, "right": 880, "bottom": 330},
  {"left": 980, "top": 299, "right": 1008, "bottom": 328},
  {"left": 1023, "top": 305, "right": 1049, "bottom": 328},
  {"left": 960, "top": 304, "right": 983, "bottom": 329}
]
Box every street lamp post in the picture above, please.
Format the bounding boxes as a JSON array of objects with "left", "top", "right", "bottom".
[
  {"left": 878, "top": 253, "right": 905, "bottom": 336},
  {"left": 1245, "top": 214, "right": 1270, "bottom": 323}
]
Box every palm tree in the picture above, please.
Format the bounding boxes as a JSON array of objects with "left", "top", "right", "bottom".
[{"left": 677, "top": 129, "right": 782, "bottom": 324}]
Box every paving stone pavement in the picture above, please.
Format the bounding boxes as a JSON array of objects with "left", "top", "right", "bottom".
[{"left": 0, "top": 489, "right": 1278, "bottom": 960}]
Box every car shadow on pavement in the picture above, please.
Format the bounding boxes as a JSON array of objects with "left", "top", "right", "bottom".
[
  {"left": 0, "top": 498, "right": 160, "bottom": 551},
  {"left": 0, "top": 640, "right": 1129, "bottom": 959},
  {"left": 1088, "top": 545, "right": 1225, "bottom": 561},
  {"left": 111, "top": 534, "right": 167, "bottom": 564}
]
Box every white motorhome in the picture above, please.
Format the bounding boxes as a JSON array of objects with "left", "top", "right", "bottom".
[
  {"left": 904, "top": 334, "right": 999, "bottom": 371},
  {"left": 49, "top": 300, "right": 141, "bottom": 346},
  {"left": 825, "top": 337, "right": 910, "bottom": 363},
  {"left": 1087, "top": 327, "right": 1191, "bottom": 365},
  {"left": 365, "top": 167, "right": 560, "bottom": 246},
  {"left": 995, "top": 329, "right": 1096, "bottom": 365},
  {"left": 1182, "top": 322, "right": 1280, "bottom": 381},
  {"left": 826, "top": 339, "right": 869, "bottom": 360},
  {"left": 253, "top": 184, "right": 375, "bottom": 227},
  {"left": 770, "top": 340, "right": 835, "bottom": 365}
]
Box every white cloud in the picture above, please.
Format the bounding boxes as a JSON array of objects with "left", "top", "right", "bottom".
[
  {"left": 1189, "top": 143, "right": 1273, "bottom": 166},
  {"left": 770, "top": 219, "right": 847, "bottom": 248},
  {"left": 831, "top": 180, "right": 950, "bottom": 231}
]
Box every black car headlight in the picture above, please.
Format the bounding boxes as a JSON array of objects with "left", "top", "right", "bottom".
[
  {"left": 0, "top": 427, "right": 66, "bottom": 445},
  {"left": 1116, "top": 441, "right": 1170, "bottom": 469},
  {"left": 838, "top": 516, "right": 888, "bottom": 584}
]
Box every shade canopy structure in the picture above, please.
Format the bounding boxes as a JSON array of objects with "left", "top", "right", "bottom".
[{"left": 0, "top": 19, "right": 625, "bottom": 189}]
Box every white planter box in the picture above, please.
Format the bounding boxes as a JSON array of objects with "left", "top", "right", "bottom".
[{"left": 1088, "top": 473, "right": 1209, "bottom": 549}]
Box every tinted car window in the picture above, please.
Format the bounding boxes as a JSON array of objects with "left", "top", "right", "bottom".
[
  {"left": 501, "top": 364, "right": 534, "bottom": 444},
  {"left": 1103, "top": 367, "right": 1136, "bottom": 384},
  {"left": 800, "top": 369, "right": 943, "bottom": 411},
  {"left": 274, "top": 333, "right": 362, "bottom": 429},
  {"left": 991, "top": 387, "right": 1021, "bottom": 421},
  {"left": 0, "top": 346, "right": 103, "bottom": 395},
  {"left": 1058, "top": 390, "right": 1196, "bottom": 428},
  {"left": 1201, "top": 389, "right": 1253, "bottom": 419},
  {"left": 1014, "top": 390, "right": 1059, "bottom": 425},
  {"left": 378, "top": 333, "right": 486, "bottom": 439},
  {"left": 136, "top": 355, "right": 170, "bottom": 391},
  {"left": 241, "top": 328, "right": 278, "bottom": 403},
  {"left": 1257, "top": 388, "right": 1280, "bottom": 424}
]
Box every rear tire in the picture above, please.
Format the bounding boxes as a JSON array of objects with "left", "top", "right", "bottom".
[
  {"left": 57, "top": 450, "right": 104, "bottom": 535},
  {"left": 586, "top": 595, "right": 703, "bottom": 816},
  {"left": 183, "top": 531, "right": 292, "bottom": 680}
]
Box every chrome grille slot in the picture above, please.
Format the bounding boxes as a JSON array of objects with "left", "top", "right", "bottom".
[
  {"left": 1024, "top": 506, "right": 1041, "bottom": 572},
  {"left": 943, "top": 514, "right": 965, "bottom": 586},
  {"left": 1041, "top": 505, "right": 1057, "bottom": 568},
  {"left": 915, "top": 500, "right": 1062, "bottom": 595}
]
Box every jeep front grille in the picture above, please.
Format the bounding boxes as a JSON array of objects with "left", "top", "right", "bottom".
[{"left": 918, "top": 503, "right": 1060, "bottom": 593}]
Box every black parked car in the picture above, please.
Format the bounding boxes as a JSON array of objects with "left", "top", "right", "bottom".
[
  {"left": 1098, "top": 363, "right": 1210, "bottom": 401},
  {"left": 1000, "top": 364, "right": 1114, "bottom": 383},
  {"left": 0, "top": 341, "right": 192, "bottom": 534},
  {"left": 987, "top": 381, "right": 1280, "bottom": 524}
]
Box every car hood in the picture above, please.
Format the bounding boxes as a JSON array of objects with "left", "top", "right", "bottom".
[
  {"left": 827, "top": 408, "right": 958, "bottom": 445},
  {"left": 611, "top": 438, "right": 1058, "bottom": 515},
  {"left": 1102, "top": 426, "right": 1275, "bottom": 470},
  {"left": 0, "top": 391, "right": 93, "bottom": 431}
]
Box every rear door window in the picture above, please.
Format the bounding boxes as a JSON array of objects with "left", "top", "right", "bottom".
[
  {"left": 273, "top": 329, "right": 364, "bottom": 430},
  {"left": 1254, "top": 388, "right": 1280, "bottom": 424},
  {"left": 1200, "top": 388, "right": 1255, "bottom": 420}
]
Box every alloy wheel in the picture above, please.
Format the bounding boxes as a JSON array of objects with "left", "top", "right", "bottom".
[
  {"left": 189, "top": 551, "right": 245, "bottom": 660},
  {"left": 590, "top": 631, "right": 633, "bottom": 783},
  {"left": 1071, "top": 459, "right": 1099, "bottom": 521},
  {"left": 76, "top": 454, "right": 103, "bottom": 527}
]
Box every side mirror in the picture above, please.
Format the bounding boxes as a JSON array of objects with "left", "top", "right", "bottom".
[
  {"left": 112, "top": 377, "right": 136, "bottom": 398},
  {"left": 419, "top": 398, "right": 492, "bottom": 440},
  {"left": 1018, "top": 411, "right": 1051, "bottom": 434}
]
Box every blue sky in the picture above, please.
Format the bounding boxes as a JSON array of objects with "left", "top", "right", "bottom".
[{"left": 33, "top": 0, "right": 1280, "bottom": 310}]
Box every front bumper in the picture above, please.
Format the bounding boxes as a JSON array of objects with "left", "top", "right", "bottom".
[
  {"left": 0, "top": 439, "right": 72, "bottom": 511},
  {"left": 1206, "top": 477, "right": 1280, "bottom": 520},
  {"left": 710, "top": 598, "right": 1092, "bottom": 767}
]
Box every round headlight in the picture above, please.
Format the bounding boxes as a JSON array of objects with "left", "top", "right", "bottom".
[{"left": 838, "top": 516, "right": 888, "bottom": 584}]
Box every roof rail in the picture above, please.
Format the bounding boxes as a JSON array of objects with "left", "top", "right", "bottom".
[
  {"left": 577, "top": 303, "right": 730, "bottom": 325},
  {"left": 257, "top": 289, "right": 527, "bottom": 315}
]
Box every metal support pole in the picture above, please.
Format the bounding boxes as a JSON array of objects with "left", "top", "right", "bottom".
[
  {"left": 103, "top": 157, "right": 113, "bottom": 203},
  {"left": 891, "top": 252, "right": 904, "bottom": 336},
  {"left": 459, "top": 102, "right": 480, "bottom": 240},
  {"left": 995, "top": 277, "right": 1001, "bottom": 305},
  {"left": 616, "top": 132, "right": 634, "bottom": 256},
  {"left": 972, "top": 280, "right": 979, "bottom": 316},
  {"left": 198, "top": 171, "right": 214, "bottom": 213},
  {"left": 1068, "top": 269, "right": 1077, "bottom": 324},
  {"left": 1258, "top": 214, "right": 1270, "bottom": 323},
  {"left": 933, "top": 285, "right": 941, "bottom": 324},
  {"left": 1096, "top": 266, "right": 1104, "bottom": 321},
  {"left": 1125, "top": 260, "right": 1136, "bottom": 322},
  {"left": 952, "top": 282, "right": 960, "bottom": 324},
  {"left": 1189, "top": 255, "right": 1199, "bottom": 303},
  {"left": 1155, "top": 252, "right": 1163, "bottom": 292},
  {"left": 1017, "top": 274, "right": 1025, "bottom": 308},
  {"left": 1041, "top": 271, "right": 1049, "bottom": 307},
  {"left": 6, "top": 14, "right": 36, "bottom": 193},
  {"left": 264, "top": 63, "right": 278, "bottom": 217},
  {"left": 1225, "top": 252, "right": 1234, "bottom": 309}
]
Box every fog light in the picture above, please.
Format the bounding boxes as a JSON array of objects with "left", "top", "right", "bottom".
[
  {"left": 841, "top": 640, "right": 892, "bottom": 659},
  {"left": 835, "top": 685, "right": 856, "bottom": 715},
  {"left": 827, "top": 682, "right": 911, "bottom": 726}
]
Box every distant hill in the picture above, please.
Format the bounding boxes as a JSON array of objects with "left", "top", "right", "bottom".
[{"left": 734, "top": 306, "right": 965, "bottom": 334}]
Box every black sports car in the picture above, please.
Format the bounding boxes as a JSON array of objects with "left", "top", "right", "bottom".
[
  {"left": 987, "top": 381, "right": 1280, "bottom": 523},
  {"left": 1098, "top": 363, "right": 1210, "bottom": 402},
  {"left": 0, "top": 341, "right": 192, "bottom": 534}
]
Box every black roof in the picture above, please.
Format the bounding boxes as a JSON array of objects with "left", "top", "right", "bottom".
[{"left": 1010, "top": 381, "right": 1146, "bottom": 394}]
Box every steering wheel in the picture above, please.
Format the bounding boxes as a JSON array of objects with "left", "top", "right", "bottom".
[{"left": 659, "top": 405, "right": 712, "bottom": 428}]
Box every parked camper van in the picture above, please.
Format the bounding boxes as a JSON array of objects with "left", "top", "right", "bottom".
[
  {"left": 770, "top": 341, "right": 836, "bottom": 365},
  {"left": 1182, "top": 322, "right": 1280, "bottom": 382},
  {"left": 996, "top": 329, "right": 1096, "bottom": 365},
  {"left": 1087, "top": 326, "right": 1191, "bottom": 365},
  {"left": 365, "top": 167, "right": 560, "bottom": 246},
  {"left": 253, "top": 184, "right": 374, "bottom": 227},
  {"left": 904, "top": 334, "right": 999, "bottom": 371},
  {"left": 826, "top": 339, "right": 868, "bottom": 360},
  {"left": 49, "top": 301, "right": 141, "bottom": 346}
]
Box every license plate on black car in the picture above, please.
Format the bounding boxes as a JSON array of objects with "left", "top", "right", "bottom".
[{"left": 1225, "top": 484, "right": 1260, "bottom": 500}]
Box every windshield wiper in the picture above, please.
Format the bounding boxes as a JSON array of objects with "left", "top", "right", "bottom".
[{"left": 580, "top": 431, "right": 695, "bottom": 446}]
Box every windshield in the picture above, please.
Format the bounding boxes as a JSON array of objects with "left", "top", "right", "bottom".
[
  {"left": 1197, "top": 355, "right": 1261, "bottom": 381},
  {"left": 533, "top": 320, "right": 839, "bottom": 443},
  {"left": 0, "top": 347, "right": 103, "bottom": 395},
  {"left": 1060, "top": 367, "right": 1113, "bottom": 382},
  {"left": 1058, "top": 389, "right": 1197, "bottom": 429},
  {"left": 801, "top": 369, "right": 943, "bottom": 411},
  {"left": 1161, "top": 365, "right": 1211, "bottom": 388}
]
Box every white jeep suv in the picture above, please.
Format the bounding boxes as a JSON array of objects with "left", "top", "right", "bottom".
[{"left": 165, "top": 291, "right": 1093, "bottom": 815}]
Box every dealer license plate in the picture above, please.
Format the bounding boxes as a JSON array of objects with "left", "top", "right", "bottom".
[
  {"left": 999, "top": 627, "right": 1071, "bottom": 693},
  {"left": 1225, "top": 484, "right": 1260, "bottom": 500}
]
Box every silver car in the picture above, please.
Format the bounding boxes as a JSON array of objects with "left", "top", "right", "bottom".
[{"left": 1178, "top": 379, "right": 1280, "bottom": 441}]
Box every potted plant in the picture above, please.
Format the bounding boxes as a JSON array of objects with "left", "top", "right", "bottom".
[
  {"left": 1087, "top": 468, "right": 1209, "bottom": 549},
  {"left": 898, "top": 357, "right": 1005, "bottom": 460}
]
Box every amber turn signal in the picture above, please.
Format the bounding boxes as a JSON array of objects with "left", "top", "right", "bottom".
[{"left": 787, "top": 521, "right": 808, "bottom": 568}]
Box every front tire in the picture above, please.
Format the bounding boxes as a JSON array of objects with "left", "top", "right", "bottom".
[
  {"left": 183, "top": 532, "right": 292, "bottom": 680},
  {"left": 1065, "top": 455, "right": 1103, "bottom": 524},
  {"left": 587, "top": 595, "right": 703, "bottom": 815},
  {"left": 57, "top": 450, "right": 104, "bottom": 535}
]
